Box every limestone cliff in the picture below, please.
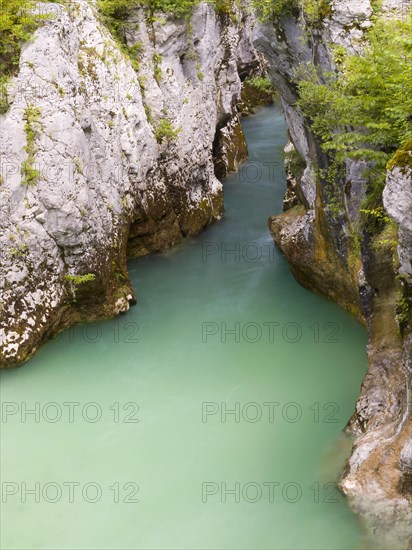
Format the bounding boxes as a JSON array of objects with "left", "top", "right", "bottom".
[
  {"left": 254, "top": 0, "right": 412, "bottom": 545},
  {"left": 1, "top": 0, "right": 411, "bottom": 545},
  {"left": 0, "top": 0, "right": 262, "bottom": 367}
]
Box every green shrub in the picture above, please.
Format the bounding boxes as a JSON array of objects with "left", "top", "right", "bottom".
[
  {"left": 97, "top": 0, "right": 200, "bottom": 25},
  {"left": 0, "top": 0, "right": 53, "bottom": 112},
  {"left": 285, "top": 146, "right": 306, "bottom": 181},
  {"left": 247, "top": 75, "right": 276, "bottom": 95},
  {"left": 301, "top": 0, "right": 332, "bottom": 26},
  {"left": 252, "top": 0, "right": 299, "bottom": 21},
  {"left": 297, "top": 13, "right": 412, "bottom": 166},
  {"left": 154, "top": 118, "right": 181, "bottom": 143},
  {"left": 0, "top": 0, "right": 38, "bottom": 77},
  {"left": 98, "top": 0, "right": 242, "bottom": 27},
  {"left": 295, "top": 11, "right": 412, "bottom": 214},
  {"left": 210, "top": 0, "right": 235, "bottom": 16},
  {"left": 252, "top": 0, "right": 331, "bottom": 26}
]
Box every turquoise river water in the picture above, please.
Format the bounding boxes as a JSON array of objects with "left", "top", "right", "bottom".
[{"left": 1, "top": 104, "right": 373, "bottom": 549}]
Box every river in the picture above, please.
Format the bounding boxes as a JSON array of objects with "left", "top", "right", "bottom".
[{"left": 0, "top": 104, "right": 371, "bottom": 549}]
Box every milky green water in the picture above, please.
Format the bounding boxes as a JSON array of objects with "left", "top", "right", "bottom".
[{"left": 1, "top": 105, "right": 371, "bottom": 550}]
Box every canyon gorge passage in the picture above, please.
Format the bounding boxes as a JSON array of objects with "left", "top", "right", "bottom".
[
  {"left": 0, "top": 1, "right": 411, "bottom": 549},
  {"left": 2, "top": 105, "right": 371, "bottom": 550}
]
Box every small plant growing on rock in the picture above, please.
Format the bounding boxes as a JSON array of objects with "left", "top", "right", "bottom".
[
  {"left": 144, "top": 103, "right": 154, "bottom": 124},
  {"left": 64, "top": 273, "right": 96, "bottom": 302},
  {"left": 154, "top": 117, "right": 181, "bottom": 143},
  {"left": 21, "top": 105, "right": 42, "bottom": 186},
  {"left": 284, "top": 146, "right": 306, "bottom": 182},
  {"left": 153, "top": 53, "right": 163, "bottom": 83},
  {"left": 247, "top": 76, "right": 276, "bottom": 95},
  {"left": 196, "top": 64, "right": 204, "bottom": 81},
  {"left": 395, "top": 290, "right": 410, "bottom": 328},
  {"left": 9, "top": 243, "right": 29, "bottom": 258}
]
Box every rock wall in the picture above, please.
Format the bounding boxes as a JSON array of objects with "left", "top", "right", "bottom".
[
  {"left": 1, "top": 0, "right": 410, "bottom": 544},
  {"left": 0, "top": 0, "right": 262, "bottom": 367},
  {"left": 254, "top": 0, "right": 412, "bottom": 546}
]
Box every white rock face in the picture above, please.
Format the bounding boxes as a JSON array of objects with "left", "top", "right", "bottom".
[
  {"left": 384, "top": 167, "right": 412, "bottom": 280},
  {"left": 327, "top": 0, "right": 373, "bottom": 45},
  {"left": 0, "top": 0, "right": 261, "bottom": 366}
]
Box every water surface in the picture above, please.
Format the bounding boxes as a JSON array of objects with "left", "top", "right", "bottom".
[{"left": 1, "top": 105, "right": 369, "bottom": 549}]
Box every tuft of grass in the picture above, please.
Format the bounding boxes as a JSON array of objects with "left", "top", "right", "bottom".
[
  {"left": 154, "top": 117, "right": 181, "bottom": 143},
  {"left": 21, "top": 105, "right": 42, "bottom": 186}
]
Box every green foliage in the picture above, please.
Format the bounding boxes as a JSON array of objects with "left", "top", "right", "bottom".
[
  {"left": 247, "top": 75, "right": 276, "bottom": 95},
  {"left": 21, "top": 105, "right": 42, "bottom": 186},
  {"left": 0, "top": 0, "right": 53, "bottom": 113},
  {"left": 360, "top": 205, "right": 391, "bottom": 235},
  {"left": 9, "top": 242, "right": 29, "bottom": 258},
  {"left": 98, "top": 0, "right": 217, "bottom": 70},
  {"left": 317, "top": 156, "right": 346, "bottom": 217},
  {"left": 359, "top": 206, "right": 391, "bottom": 224},
  {"left": 0, "top": 0, "right": 38, "bottom": 76},
  {"left": 387, "top": 140, "right": 412, "bottom": 173},
  {"left": 144, "top": 103, "right": 153, "bottom": 124},
  {"left": 373, "top": 219, "right": 398, "bottom": 252},
  {"left": 284, "top": 146, "right": 306, "bottom": 181},
  {"left": 252, "top": 0, "right": 299, "bottom": 21},
  {"left": 64, "top": 273, "right": 96, "bottom": 302},
  {"left": 97, "top": 0, "right": 200, "bottom": 24},
  {"left": 395, "top": 290, "right": 410, "bottom": 326},
  {"left": 98, "top": 0, "right": 241, "bottom": 26},
  {"left": 296, "top": 12, "right": 412, "bottom": 229},
  {"left": 297, "top": 13, "right": 412, "bottom": 168},
  {"left": 97, "top": 0, "right": 143, "bottom": 69},
  {"left": 152, "top": 0, "right": 199, "bottom": 16},
  {"left": 196, "top": 63, "right": 204, "bottom": 81},
  {"left": 127, "top": 41, "right": 144, "bottom": 71},
  {"left": 152, "top": 52, "right": 162, "bottom": 83},
  {"left": 370, "top": 0, "right": 384, "bottom": 14},
  {"left": 154, "top": 117, "right": 181, "bottom": 143},
  {"left": 210, "top": 0, "right": 235, "bottom": 17},
  {"left": 252, "top": 0, "right": 331, "bottom": 26},
  {"left": 301, "top": 0, "right": 332, "bottom": 26},
  {"left": 65, "top": 273, "right": 96, "bottom": 285}
]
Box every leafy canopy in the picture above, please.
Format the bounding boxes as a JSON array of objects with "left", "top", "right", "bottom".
[
  {"left": 251, "top": 0, "right": 332, "bottom": 26},
  {"left": 0, "top": 0, "right": 42, "bottom": 77},
  {"left": 296, "top": 12, "right": 412, "bottom": 170},
  {"left": 0, "top": 0, "right": 54, "bottom": 112}
]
